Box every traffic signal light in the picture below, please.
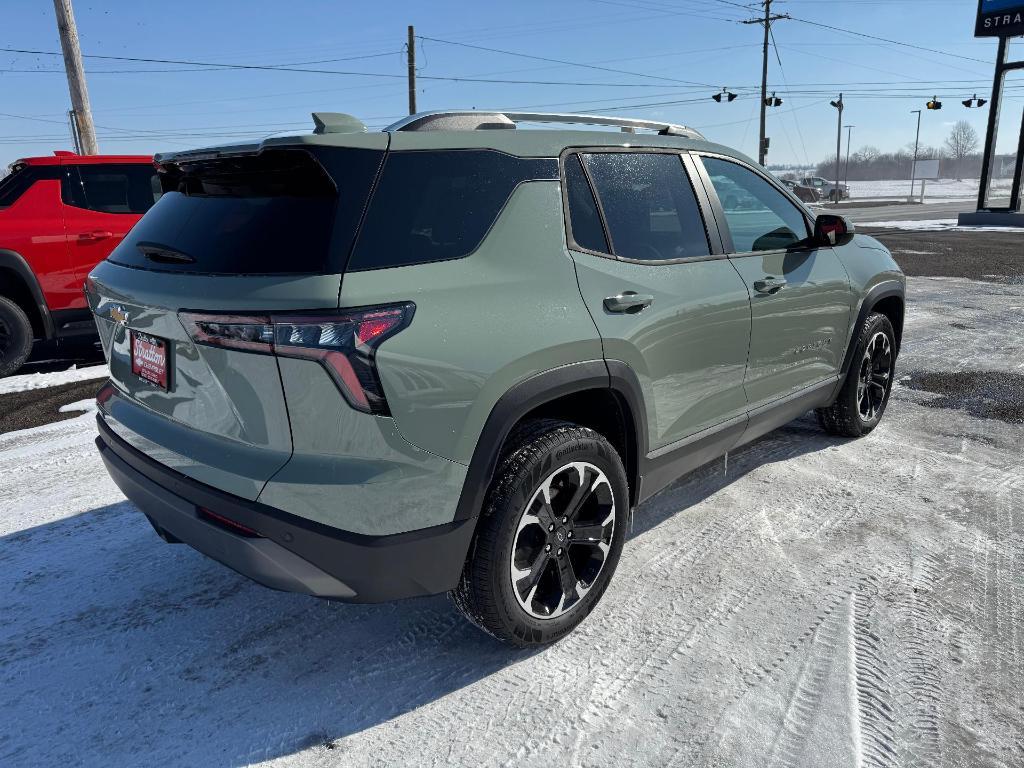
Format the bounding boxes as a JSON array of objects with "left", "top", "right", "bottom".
[
  {"left": 712, "top": 88, "right": 737, "bottom": 103},
  {"left": 764, "top": 92, "right": 783, "bottom": 107},
  {"left": 926, "top": 96, "right": 943, "bottom": 110},
  {"left": 962, "top": 94, "right": 987, "bottom": 108}
]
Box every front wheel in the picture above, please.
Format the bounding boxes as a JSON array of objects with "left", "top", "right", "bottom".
[
  {"left": 452, "top": 420, "right": 629, "bottom": 646},
  {"left": 0, "top": 296, "right": 34, "bottom": 378},
  {"left": 817, "top": 312, "right": 896, "bottom": 437}
]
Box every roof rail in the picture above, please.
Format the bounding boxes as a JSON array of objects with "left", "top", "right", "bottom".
[{"left": 384, "top": 110, "right": 705, "bottom": 140}]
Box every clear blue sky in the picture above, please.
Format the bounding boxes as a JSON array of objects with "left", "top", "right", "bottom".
[{"left": 1, "top": 0, "right": 1020, "bottom": 170}]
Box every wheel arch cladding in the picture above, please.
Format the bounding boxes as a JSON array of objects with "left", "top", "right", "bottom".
[
  {"left": 453, "top": 361, "right": 648, "bottom": 522},
  {"left": 871, "top": 294, "right": 904, "bottom": 353},
  {"left": 0, "top": 250, "right": 52, "bottom": 338},
  {"left": 840, "top": 281, "right": 905, "bottom": 377}
]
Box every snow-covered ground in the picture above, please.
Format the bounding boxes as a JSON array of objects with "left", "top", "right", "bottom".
[
  {"left": 1, "top": 277, "right": 1022, "bottom": 767},
  {"left": 859, "top": 219, "right": 1024, "bottom": 233},
  {"left": 848, "top": 178, "right": 1012, "bottom": 203},
  {"left": 0, "top": 363, "right": 107, "bottom": 395}
]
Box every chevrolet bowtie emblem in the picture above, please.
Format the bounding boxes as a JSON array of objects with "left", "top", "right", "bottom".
[{"left": 110, "top": 305, "right": 130, "bottom": 326}]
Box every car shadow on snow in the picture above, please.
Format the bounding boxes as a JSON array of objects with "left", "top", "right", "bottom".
[{"left": 0, "top": 414, "right": 841, "bottom": 766}]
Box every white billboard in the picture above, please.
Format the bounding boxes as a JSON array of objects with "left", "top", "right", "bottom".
[{"left": 913, "top": 159, "right": 940, "bottom": 180}]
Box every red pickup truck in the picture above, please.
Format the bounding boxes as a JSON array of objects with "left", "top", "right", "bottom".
[{"left": 0, "top": 152, "right": 158, "bottom": 376}]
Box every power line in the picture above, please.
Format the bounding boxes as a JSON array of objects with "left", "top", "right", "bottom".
[
  {"left": 417, "top": 35, "right": 716, "bottom": 87},
  {"left": 784, "top": 15, "right": 991, "bottom": 65},
  {"left": 0, "top": 46, "right": 704, "bottom": 88}
]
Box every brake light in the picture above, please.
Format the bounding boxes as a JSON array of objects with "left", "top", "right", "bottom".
[{"left": 179, "top": 303, "right": 414, "bottom": 415}]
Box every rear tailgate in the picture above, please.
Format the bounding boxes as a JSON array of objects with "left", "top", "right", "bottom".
[{"left": 86, "top": 139, "right": 386, "bottom": 499}]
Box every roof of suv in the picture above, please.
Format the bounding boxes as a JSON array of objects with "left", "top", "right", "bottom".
[
  {"left": 14, "top": 152, "right": 153, "bottom": 168},
  {"left": 154, "top": 110, "right": 755, "bottom": 168}
]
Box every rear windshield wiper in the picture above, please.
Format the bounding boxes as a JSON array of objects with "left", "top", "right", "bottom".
[{"left": 137, "top": 242, "right": 197, "bottom": 265}]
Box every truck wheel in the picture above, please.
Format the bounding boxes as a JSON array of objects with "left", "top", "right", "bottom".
[
  {"left": 0, "top": 296, "right": 34, "bottom": 378},
  {"left": 816, "top": 312, "right": 896, "bottom": 438},
  {"left": 453, "top": 419, "right": 629, "bottom": 647}
]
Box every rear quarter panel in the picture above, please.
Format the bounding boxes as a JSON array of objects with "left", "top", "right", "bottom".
[{"left": 340, "top": 180, "right": 603, "bottom": 464}]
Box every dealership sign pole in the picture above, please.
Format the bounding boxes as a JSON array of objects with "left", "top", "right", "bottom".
[{"left": 961, "top": 1, "right": 1024, "bottom": 224}]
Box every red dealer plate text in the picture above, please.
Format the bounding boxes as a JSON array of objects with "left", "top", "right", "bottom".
[{"left": 130, "top": 331, "right": 169, "bottom": 390}]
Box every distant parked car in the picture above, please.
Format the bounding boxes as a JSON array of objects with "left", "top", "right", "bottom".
[
  {"left": 780, "top": 178, "right": 821, "bottom": 203},
  {"left": 800, "top": 176, "right": 849, "bottom": 202},
  {"left": 0, "top": 151, "right": 158, "bottom": 376}
]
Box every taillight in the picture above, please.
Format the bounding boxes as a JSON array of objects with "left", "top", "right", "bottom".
[{"left": 179, "top": 303, "right": 414, "bottom": 416}]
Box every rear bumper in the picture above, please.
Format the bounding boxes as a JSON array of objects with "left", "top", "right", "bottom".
[{"left": 96, "top": 415, "right": 476, "bottom": 603}]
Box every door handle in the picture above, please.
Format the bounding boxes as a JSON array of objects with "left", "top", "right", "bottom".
[
  {"left": 753, "top": 276, "right": 787, "bottom": 294},
  {"left": 78, "top": 230, "right": 113, "bottom": 242},
  {"left": 604, "top": 291, "right": 654, "bottom": 313}
]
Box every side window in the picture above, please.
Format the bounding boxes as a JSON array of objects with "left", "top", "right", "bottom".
[
  {"left": 563, "top": 153, "right": 609, "bottom": 254},
  {"left": 582, "top": 152, "right": 710, "bottom": 262},
  {"left": 63, "top": 164, "right": 160, "bottom": 214},
  {"left": 350, "top": 150, "right": 556, "bottom": 271},
  {"left": 702, "top": 157, "right": 809, "bottom": 253}
]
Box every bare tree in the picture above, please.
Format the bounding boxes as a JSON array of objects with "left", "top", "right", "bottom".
[
  {"left": 945, "top": 120, "right": 980, "bottom": 180},
  {"left": 854, "top": 145, "right": 881, "bottom": 163}
]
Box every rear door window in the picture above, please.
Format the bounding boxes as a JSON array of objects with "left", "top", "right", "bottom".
[
  {"left": 701, "top": 157, "right": 809, "bottom": 253},
  {"left": 581, "top": 152, "right": 710, "bottom": 262},
  {"left": 63, "top": 164, "right": 161, "bottom": 214},
  {"left": 349, "top": 150, "right": 557, "bottom": 271},
  {"left": 106, "top": 148, "right": 382, "bottom": 275}
]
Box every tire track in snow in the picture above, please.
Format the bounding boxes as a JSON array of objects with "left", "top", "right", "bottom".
[{"left": 847, "top": 574, "right": 900, "bottom": 768}]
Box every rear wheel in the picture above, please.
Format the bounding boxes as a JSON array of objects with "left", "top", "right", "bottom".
[
  {"left": 817, "top": 312, "right": 896, "bottom": 437},
  {"left": 0, "top": 296, "right": 34, "bottom": 378},
  {"left": 453, "top": 419, "right": 629, "bottom": 646}
]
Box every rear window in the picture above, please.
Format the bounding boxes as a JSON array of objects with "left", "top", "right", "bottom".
[
  {"left": 348, "top": 150, "right": 557, "bottom": 271},
  {"left": 107, "top": 148, "right": 383, "bottom": 275}
]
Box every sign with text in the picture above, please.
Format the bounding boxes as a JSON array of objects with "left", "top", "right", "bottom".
[{"left": 976, "top": 0, "right": 1024, "bottom": 37}]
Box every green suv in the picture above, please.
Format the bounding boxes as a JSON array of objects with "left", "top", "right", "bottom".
[{"left": 87, "top": 111, "right": 904, "bottom": 646}]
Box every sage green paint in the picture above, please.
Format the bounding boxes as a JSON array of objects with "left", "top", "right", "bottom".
[
  {"left": 569, "top": 250, "right": 752, "bottom": 452},
  {"left": 92, "top": 118, "right": 905, "bottom": 539},
  {"left": 343, "top": 181, "right": 604, "bottom": 465},
  {"left": 257, "top": 358, "right": 468, "bottom": 536},
  {"left": 87, "top": 261, "right": 346, "bottom": 499},
  {"left": 728, "top": 247, "right": 854, "bottom": 409}
]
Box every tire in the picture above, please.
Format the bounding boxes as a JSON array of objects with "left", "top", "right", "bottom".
[
  {"left": 452, "top": 419, "right": 629, "bottom": 647},
  {"left": 0, "top": 296, "right": 34, "bottom": 378},
  {"left": 817, "top": 312, "right": 896, "bottom": 438}
]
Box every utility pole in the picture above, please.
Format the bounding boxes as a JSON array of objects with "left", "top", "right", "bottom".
[
  {"left": 407, "top": 25, "right": 417, "bottom": 115},
  {"left": 844, "top": 125, "right": 854, "bottom": 186},
  {"left": 742, "top": 1, "right": 789, "bottom": 166},
  {"left": 909, "top": 109, "right": 922, "bottom": 202},
  {"left": 52, "top": 0, "right": 98, "bottom": 154},
  {"left": 830, "top": 94, "right": 843, "bottom": 206}
]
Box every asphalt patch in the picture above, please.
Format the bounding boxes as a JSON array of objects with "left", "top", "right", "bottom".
[
  {"left": 868, "top": 230, "right": 1024, "bottom": 283},
  {"left": 0, "top": 379, "right": 102, "bottom": 434},
  {"left": 902, "top": 371, "right": 1024, "bottom": 424}
]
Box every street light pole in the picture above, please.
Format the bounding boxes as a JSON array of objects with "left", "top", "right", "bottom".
[
  {"left": 830, "top": 94, "right": 844, "bottom": 206},
  {"left": 844, "top": 124, "right": 855, "bottom": 186},
  {"left": 909, "top": 109, "right": 922, "bottom": 202}
]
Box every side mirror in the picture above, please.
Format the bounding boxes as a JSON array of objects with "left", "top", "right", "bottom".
[{"left": 814, "top": 214, "right": 855, "bottom": 246}]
